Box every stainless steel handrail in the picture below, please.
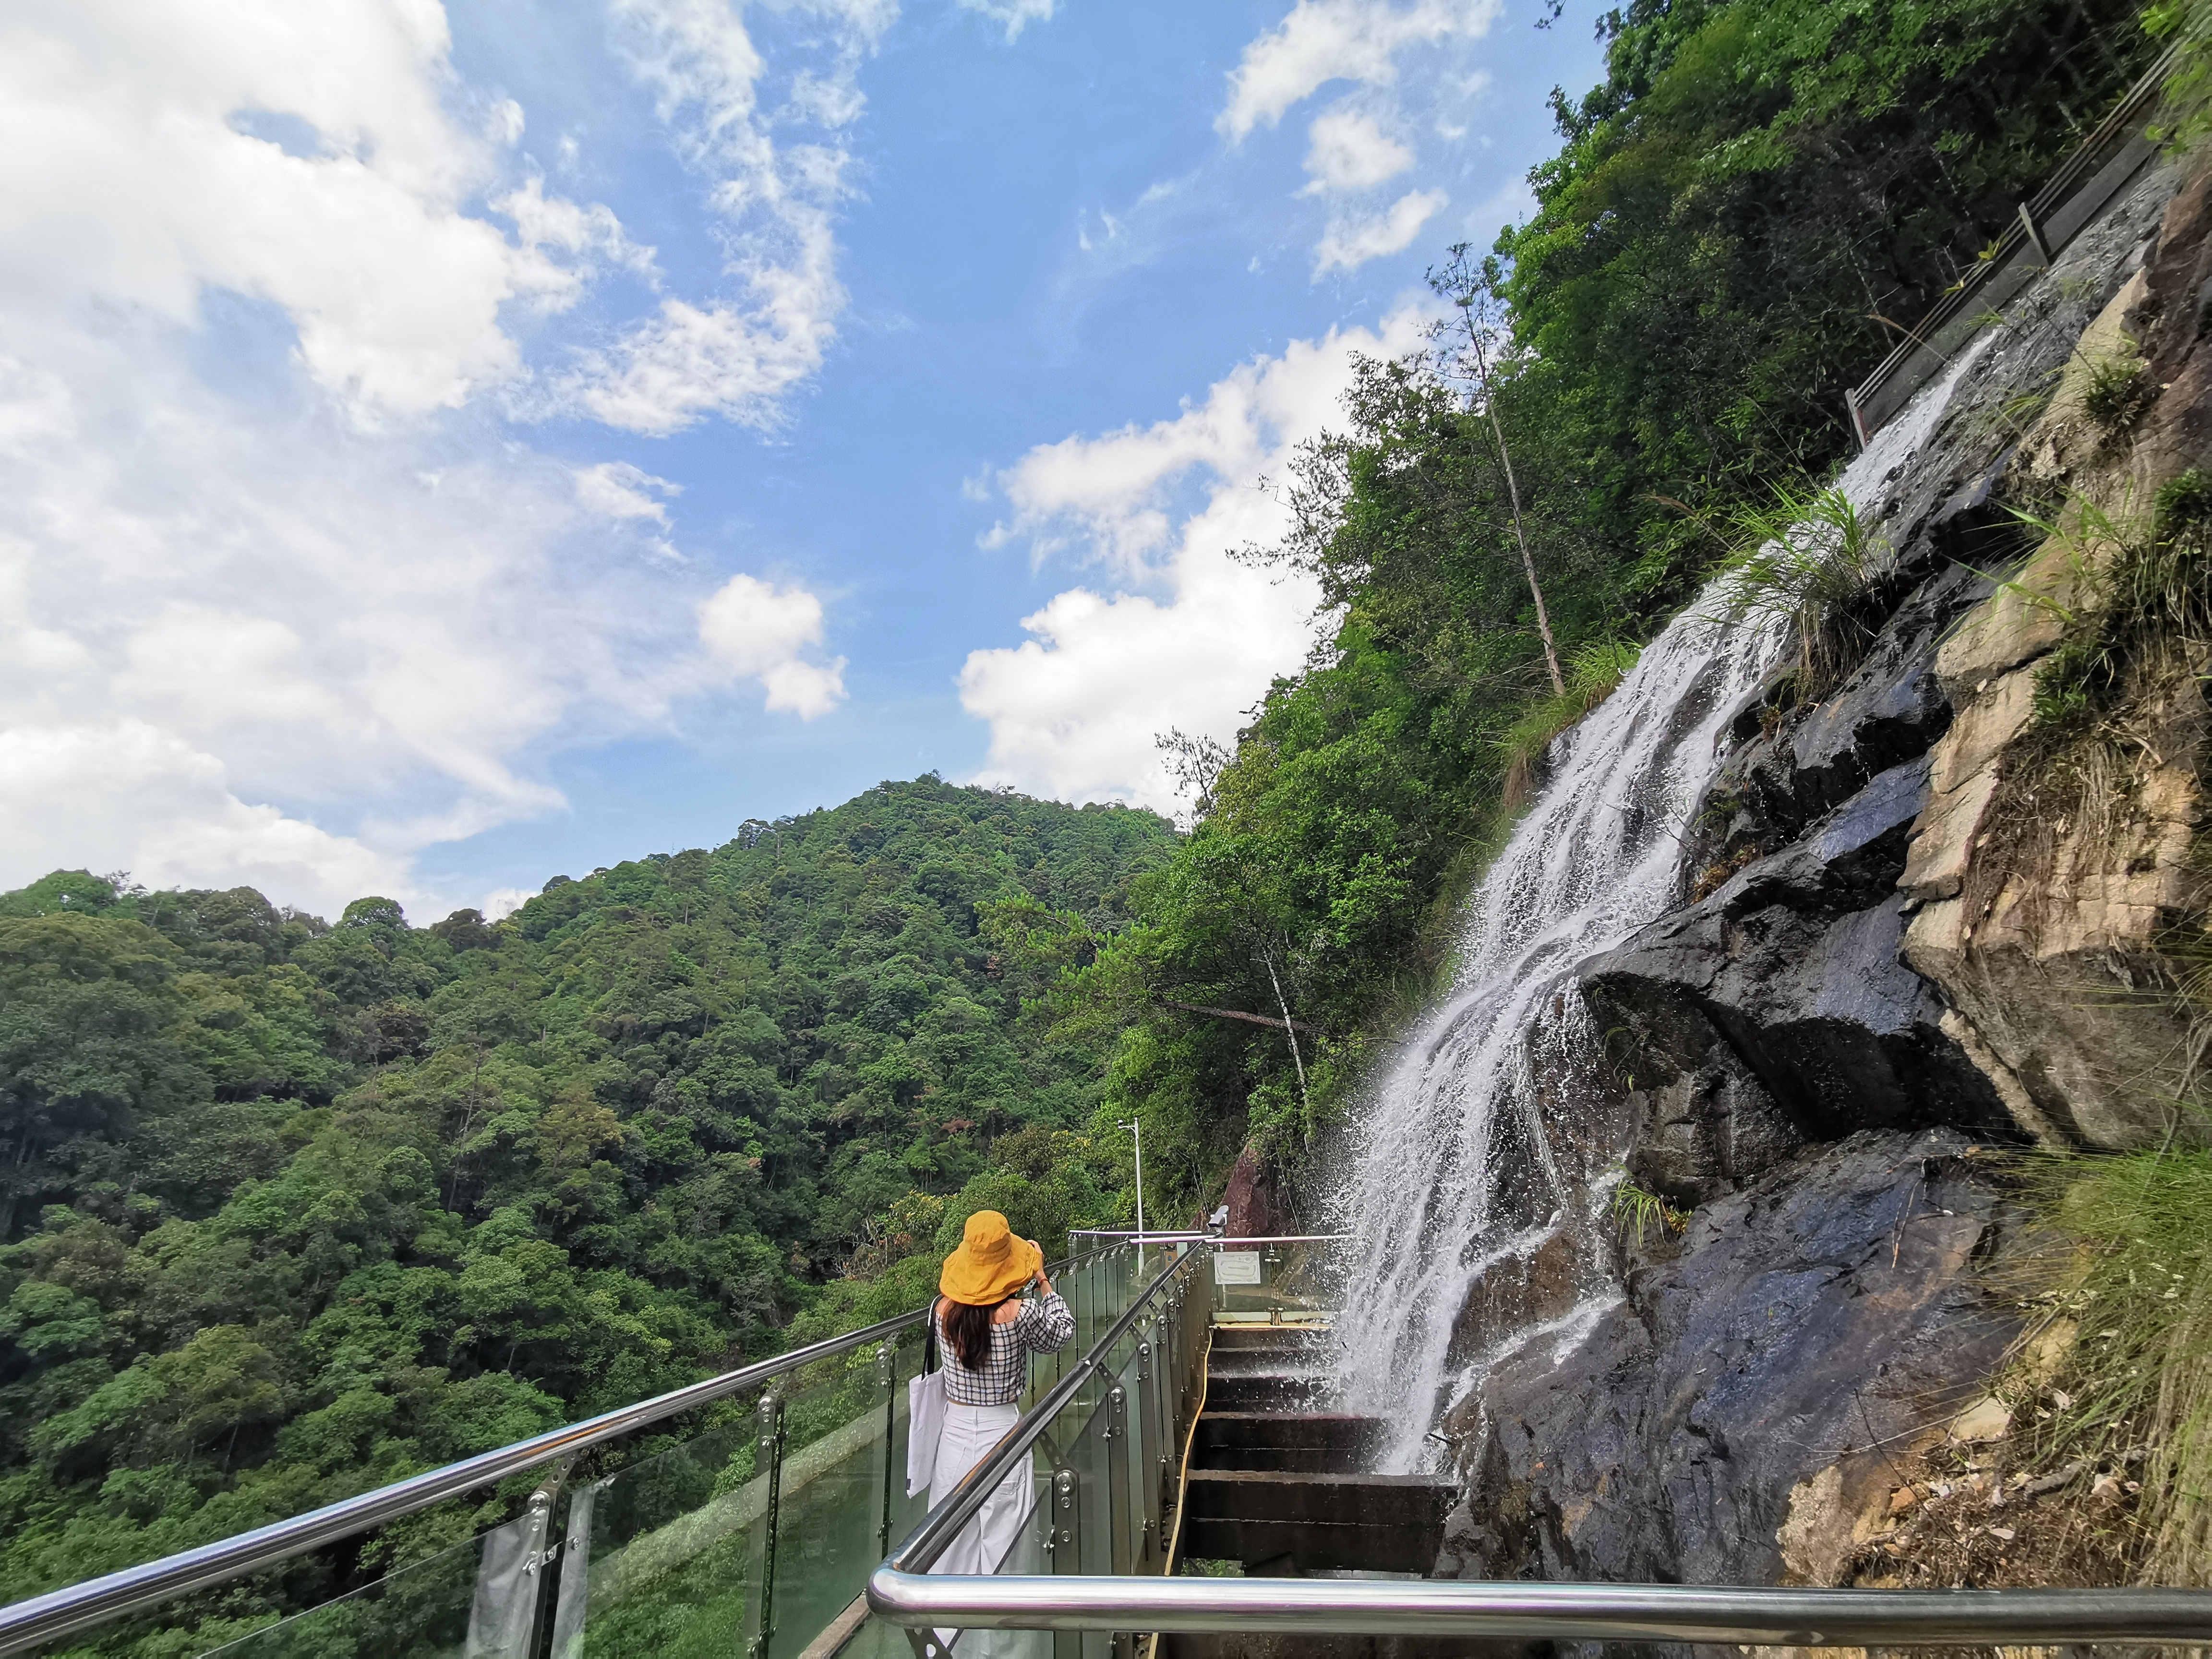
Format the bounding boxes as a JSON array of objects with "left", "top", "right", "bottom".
[
  {"left": 1067, "top": 1232, "right": 1346, "bottom": 1243},
  {"left": 865, "top": 1574, "right": 2212, "bottom": 1646},
  {"left": 0, "top": 1241, "right": 1125, "bottom": 1656}
]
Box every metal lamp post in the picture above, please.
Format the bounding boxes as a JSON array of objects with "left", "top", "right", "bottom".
[{"left": 1117, "top": 1118, "right": 1144, "bottom": 1243}]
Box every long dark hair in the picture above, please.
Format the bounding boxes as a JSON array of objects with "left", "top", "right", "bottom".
[{"left": 940, "top": 1296, "right": 1009, "bottom": 1371}]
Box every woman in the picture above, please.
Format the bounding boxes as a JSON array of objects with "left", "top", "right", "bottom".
[{"left": 929, "top": 1209, "right": 1075, "bottom": 1595}]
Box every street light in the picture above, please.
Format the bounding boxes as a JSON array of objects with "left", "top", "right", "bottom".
[{"left": 1117, "top": 1118, "right": 1144, "bottom": 1243}]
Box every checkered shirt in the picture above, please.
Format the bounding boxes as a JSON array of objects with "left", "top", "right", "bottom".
[{"left": 938, "top": 1291, "right": 1074, "bottom": 1406}]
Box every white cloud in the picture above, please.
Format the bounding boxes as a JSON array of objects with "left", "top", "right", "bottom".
[
  {"left": 697, "top": 573, "right": 848, "bottom": 720},
  {"left": 576, "top": 460, "right": 682, "bottom": 527},
  {"left": 555, "top": 0, "right": 898, "bottom": 433},
  {"left": 487, "top": 96, "right": 526, "bottom": 146},
  {"left": 1315, "top": 187, "right": 1447, "bottom": 275},
  {"left": 956, "top": 0, "right": 1058, "bottom": 41},
  {"left": 1217, "top": 0, "right": 1502, "bottom": 142},
  {"left": 0, "top": 3, "right": 852, "bottom": 917},
  {"left": 1300, "top": 104, "right": 1414, "bottom": 195},
  {"left": 0, "top": 0, "right": 641, "bottom": 427},
  {"left": 960, "top": 304, "right": 1434, "bottom": 810},
  {"left": 0, "top": 721, "right": 409, "bottom": 920},
  {"left": 479, "top": 886, "right": 538, "bottom": 922},
  {"left": 0, "top": 327, "right": 838, "bottom": 915},
  {"left": 496, "top": 174, "right": 659, "bottom": 290}
]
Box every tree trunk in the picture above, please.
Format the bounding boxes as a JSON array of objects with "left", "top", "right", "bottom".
[{"left": 1481, "top": 390, "right": 1565, "bottom": 696}]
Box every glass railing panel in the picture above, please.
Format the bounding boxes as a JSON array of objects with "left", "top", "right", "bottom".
[
  {"left": 548, "top": 1396, "right": 763, "bottom": 1659},
  {"left": 1070, "top": 1257, "right": 1101, "bottom": 1355},
  {"left": 886, "top": 1323, "right": 934, "bottom": 1553},
  {"left": 1066, "top": 1392, "right": 1115, "bottom": 1659},
  {"left": 200, "top": 1520, "right": 508, "bottom": 1659},
  {"left": 838, "top": 1324, "right": 940, "bottom": 1659},
  {"left": 969, "top": 1459, "right": 1053, "bottom": 1659},
  {"left": 1118, "top": 1340, "right": 1159, "bottom": 1575},
  {"left": 769, "top": 1347, "right": 899, "bottom": 1659}
]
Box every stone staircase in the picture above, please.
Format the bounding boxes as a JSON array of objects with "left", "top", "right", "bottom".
[
  {"left": 1165, "top": 1325, "right": 1467, "bottom": 1659},
  {"left": 1178, "top": 1326, "right": 1457, "bottom": 1576}
]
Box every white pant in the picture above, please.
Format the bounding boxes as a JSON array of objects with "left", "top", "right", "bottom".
[{"left": 928, "top": 1401, "right": 1034, "bottom": 1659}]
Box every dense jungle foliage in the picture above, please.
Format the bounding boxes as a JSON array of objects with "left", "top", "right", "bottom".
[
  {"left": 1054, "top": 0, "right": 2160, "bottom": 1219},
  {"left": 0, "top": 781, "right": 1169, "bottom": 1615}
]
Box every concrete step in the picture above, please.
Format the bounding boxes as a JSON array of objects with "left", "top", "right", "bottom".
[
  {"left": 1192, "top": 1412, "right": 1384, "bottom": 1474},
  {"left": 1180, "top": 1469, "right": 1455, "bottom": 1576}
]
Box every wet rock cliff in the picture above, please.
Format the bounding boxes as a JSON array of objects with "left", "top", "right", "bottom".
[{"left": 1434, "top": 150, "right": 2212, "bottom": 1592}]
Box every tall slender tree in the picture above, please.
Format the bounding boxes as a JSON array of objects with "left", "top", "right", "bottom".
[{"left": 1430, "top": 245, "right": 1564, "bottom": 696}]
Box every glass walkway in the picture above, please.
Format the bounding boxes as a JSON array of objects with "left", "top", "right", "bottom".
[{"left": 0, "top": 1235, "right": 2206, "bottom": 1659}]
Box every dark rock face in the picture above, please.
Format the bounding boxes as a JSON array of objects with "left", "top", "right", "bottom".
[
  {"left": 1572, "top": 165, "right": 2182, "bottom": 1198},
  {"left": 1585, "top": 751, "right": 2016, "bottom": 1204},
  {"left": 1436, "top": 1131, "right": 2015, "bottom": 1588},
  {"left": 1429, "top": 163, "right": 2189, "bottom": 1605}
]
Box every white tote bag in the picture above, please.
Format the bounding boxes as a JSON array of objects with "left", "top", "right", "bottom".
[{"left": 905, "top": 1309, "right": 946, "bottom": 1498}]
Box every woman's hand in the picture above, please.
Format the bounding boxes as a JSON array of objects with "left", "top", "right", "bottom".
[{"left": 1030, "top": 1246, "right": 1051, "bottom": 1295}]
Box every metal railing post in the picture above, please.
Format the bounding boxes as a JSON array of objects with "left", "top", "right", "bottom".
[
  {"left": 1105, "top": 1385, "right": 1132, "bottom": 1578},
  {"left": 1047, "top": 1464, "right": 1082, "bottom": 1659},
  {"left": 744, "top": 1388, "right": 787, "bottom": 1659},
  {"left": 877, "top": 1340, "right": 899, "bottom": 1555}
]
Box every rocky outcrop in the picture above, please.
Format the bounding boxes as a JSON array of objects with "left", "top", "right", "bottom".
[
  {"left": 1438, "top": 152, "right": 2210, "bottom": 1599},
  {"left": 1897, "top": 165, "right": 2212, "bottom": 1151},
  {"left": 1577, "top": 153, "right": 2191, "bottom": 1194},
  {"left": 1435, "top": 1131, "right": 2013, "bottom": 1587}
]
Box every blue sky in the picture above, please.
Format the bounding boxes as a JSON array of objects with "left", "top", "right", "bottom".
[{"left": 0, "top": 0, "right": 1604, "bottom": 921}]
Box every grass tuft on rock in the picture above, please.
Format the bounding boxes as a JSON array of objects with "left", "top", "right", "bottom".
[
  {"left": 1497, "top": 637, "right": 1645, "bottom": 807},
  {"left": 1708, "top": 482, "right": 1887, "bottom": 700},
  {"left": 1997, "top": 1142, "right": 2212, "bottom": 1584}
]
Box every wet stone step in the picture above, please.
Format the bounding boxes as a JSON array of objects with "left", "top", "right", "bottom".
[
  {"left": 1185, "top": 1469, "right": 1456, "bottom": 1530},
  {"left": 1205, "top": 1347, "right": 1332, "bottom": 1378},
  {"left": 1201, "top": 1370, "right": 1330, "bottom": 1413},
  {"left": 1182, "top": 1468, "right": 1456, "bottom": 1576},
  {"left": 1209, "top": 1324, "right": 1331, "bottom": 1351},
  {"left": 1193, "top": 1412, "right": 1385, "bottom": 1474}
]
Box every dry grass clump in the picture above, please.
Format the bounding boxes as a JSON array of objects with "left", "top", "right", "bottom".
[{"left": 1993, "top": 1144, "right": 2212, "bottom": 1585}]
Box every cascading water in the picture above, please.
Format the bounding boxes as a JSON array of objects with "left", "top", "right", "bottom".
[{"left": 1327, "top": 341, "right": 2000, "bottom": 1471}]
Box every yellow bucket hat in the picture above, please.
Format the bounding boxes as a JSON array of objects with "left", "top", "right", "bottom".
[{"left": 939, "top": 1210, "right": 1042, "bottom": 1306}]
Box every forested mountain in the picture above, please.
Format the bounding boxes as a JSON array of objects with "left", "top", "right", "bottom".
[{"left": 0, "top": 779, "right": 1170, "bottom": 1606}]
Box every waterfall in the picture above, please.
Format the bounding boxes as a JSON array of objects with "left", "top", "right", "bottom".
[{"left": 1325, "top": 342, "right": 1997, "bottom": 1470}]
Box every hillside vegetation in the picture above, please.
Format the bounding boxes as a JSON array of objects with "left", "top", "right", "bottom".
[{"left": 0, "top": 780, "right": 1168, "bottom": 1613}]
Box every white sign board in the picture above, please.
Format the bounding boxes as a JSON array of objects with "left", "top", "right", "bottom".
[{"left": 1212, "top": 1250, "right": 1262, "bottom": 1286}]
